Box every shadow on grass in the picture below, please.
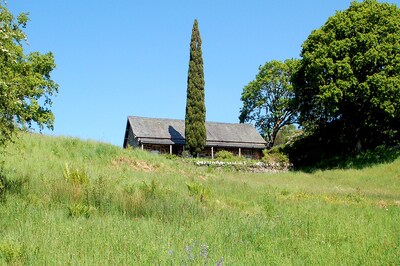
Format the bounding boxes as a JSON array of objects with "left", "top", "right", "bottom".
[
  {"left": 297, "top": 146, "right": 400, "bottom": 173},
  {"left": 0, "top": 169, "right": 28, "bottom": 199},
  {"left": 0, "top": 172, "right": 5, "bottom": 200}
]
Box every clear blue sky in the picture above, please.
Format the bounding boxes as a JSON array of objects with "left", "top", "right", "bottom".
[{"left": 8, "top": 0, "right": 400, "bottom": 146}]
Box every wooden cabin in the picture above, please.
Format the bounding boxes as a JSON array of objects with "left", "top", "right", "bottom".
[{"left": 123, "top": 116, "right": 267, "bottom": 160}]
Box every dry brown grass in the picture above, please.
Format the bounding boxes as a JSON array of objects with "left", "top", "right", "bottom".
[{"left": 111, "top": 156, "right": 155, "bottom": 172}]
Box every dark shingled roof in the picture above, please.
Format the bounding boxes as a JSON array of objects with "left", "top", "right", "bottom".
[{"left": 125, "top": 116, "right": 266, "bottom": 149}]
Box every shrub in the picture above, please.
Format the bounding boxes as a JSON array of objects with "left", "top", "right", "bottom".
[
  {"left": 262, "top": 147, "right": 290, "bottom": 166},
  {"left": 181, "top": 150, "right": 192, "bottom": 158},
  {"left": 215, "top": 150, "right": 235, "bottom": 161}
]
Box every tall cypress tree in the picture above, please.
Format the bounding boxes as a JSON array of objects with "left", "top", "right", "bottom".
[{"left": 185, "top": 19, "right": 206, "bottom": 157}]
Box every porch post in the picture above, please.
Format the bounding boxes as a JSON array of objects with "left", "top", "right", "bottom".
[
  {"left": 170, "top": 145, "right": 173, "bottom": 155},
  {"left": 239, "top": 147, "right": 242, "bottom": 157},
  {"left": 211, "top": 147, "right": 214, "bottom": 159},
  {"left": 141, "top": 143, "right": 144, "bottom": 150}
]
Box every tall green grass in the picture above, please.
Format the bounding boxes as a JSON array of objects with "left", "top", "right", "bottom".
[{"left": 0, "top": 132, "right": 399, "bottom": 264}]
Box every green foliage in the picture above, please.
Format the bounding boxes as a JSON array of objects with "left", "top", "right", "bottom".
[
  {"left": 63, "top": 163, "right": 89, "bottom": 187},
  {"left": 0, "top": 167, "right": 29, "bottom": 197},
  {"left": 181, "top": 150, "right": 192, "bottom": 158},
  {"left": 240, "top": 59, "right": 299, "bottom": 148},
  {"left": 0, "top": 3, "right": 58, "bottom": 147},
  {"left": 346, "top": 188, "right": 365, "bottom": 204},
  {"left": 293, "top": 0, "right": 400, "bottom": 155},
  {"left": 0, "top": 241, "right": 24, "bottom": 264},
  {"left": 274, "top": 124, "right": 300, "bottom": 146},
  {"left": 67, "top": 203, "right": 95, "bottom": 218},
  {"left": 164, "top": 153, "right": 179, "bottom": 160},
  {"left": 285, "top": 130, "right": 343, "bottom": 168},
  {"left": 186, "top": 181, "right": 209, "bottom": 202},
  {"left": 185, "top": 19, "right": 206, "bottom": 156},
  {"left": 287, "top": 136, "right": 400, "bottom": 170},
  {"left": 262, "top": 147, "right": 290, "bottom": 166},
  {"left": 215, "top": 150, "right": 235, "bottom": 161},
  {"left": 140, "top": 179, "right": 159, "bottom": 199}
]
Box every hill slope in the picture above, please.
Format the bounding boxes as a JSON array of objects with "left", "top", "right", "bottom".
[{"left": 0, "top": 133, "right": 399, "bottom": 264}]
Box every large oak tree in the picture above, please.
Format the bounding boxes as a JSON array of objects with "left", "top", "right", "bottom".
[{"left": 292, "top": 0, "right": 400, "bottom": 151}]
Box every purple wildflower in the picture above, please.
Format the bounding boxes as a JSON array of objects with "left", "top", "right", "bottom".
[
  {"left": 186, "top": 245, "right": 194, "bottom": 261},
  {"left": 200, "top": 244, "right": 208, "bottom": 259}
]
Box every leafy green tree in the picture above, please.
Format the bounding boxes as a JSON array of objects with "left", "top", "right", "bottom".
[
  {"left": 274, "top": 124, "right": 300, "bottom": 146},
  {"left": 0, "top": 2, "right": 58, "bottom": 146},
  {"left": 239, "top": 59, "right": 298, "bottom": 148},
  {"left": 293, "top": 0, "right": 400, "bottom": 151},
  {"left": 185, "top": 19, "right": 206, "bottom": 156}
]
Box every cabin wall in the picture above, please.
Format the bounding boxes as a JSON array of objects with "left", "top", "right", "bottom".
[
  {"left": 143, "top": 144, "right": 184, "bottom": 155},
  {"left": 198, "top": 146, "right": 263, "bottom": 160},
  {"left": 125, "top": 127, "right": 140, "bottom": 148},
  {"left": 143, "top": 144, "right": 169, "bottom": 154}
]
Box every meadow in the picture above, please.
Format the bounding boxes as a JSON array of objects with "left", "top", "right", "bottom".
[{"left": 0, "top": 133, "right": 399, "bottom": 265}]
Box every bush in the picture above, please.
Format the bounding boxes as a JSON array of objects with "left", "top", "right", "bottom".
[
  {"left": 215, "top": 150, "right": 235, "bottom": 161},
  {"left": 181, "top": 150, "right": 192, "bottom": 158},
  {"left": 262, "top": 147, "right": 290, "bottom": 166}
]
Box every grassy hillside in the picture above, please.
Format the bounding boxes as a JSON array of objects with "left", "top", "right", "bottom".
[{"left": 0, "top": 133, "right": 399, "bottom": 265}]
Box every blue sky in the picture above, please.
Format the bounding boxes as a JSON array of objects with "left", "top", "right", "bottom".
[{"left": 7, "top": 0, "right": 400, "bottom": 146}]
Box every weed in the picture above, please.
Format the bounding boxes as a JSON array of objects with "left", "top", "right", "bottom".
[
  {"left": 0, "top": 241, "right": 24, "bottom": 264},
  {"left": 281, "top": 189, "right": 290, "bottom": 196},
  {"left": 263, "top": 198, "right": 276, "bottom": 216},
  {"left": 186, "top": 182, "right": 210, "bottom": 202},
  {"left": 89, "top": 176, "right": 112, "bottom": 211},
  {"left": 165, "top": 154, "right": 179, "bottom": 160},
  {"left": 67, "top": 203, "right": 95, "bottom": 218},
  {"left": 180, "top": 241, "right": 212, "bottom": 265},
  {"left": 346, "top": 188, "right": 365, "bottom": 203},
  {"left": 63, "top": 163, "right": 89, "bottom": 187},
  {"left": 140, "top": 179, "right": 159, "bottom": 199}
]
